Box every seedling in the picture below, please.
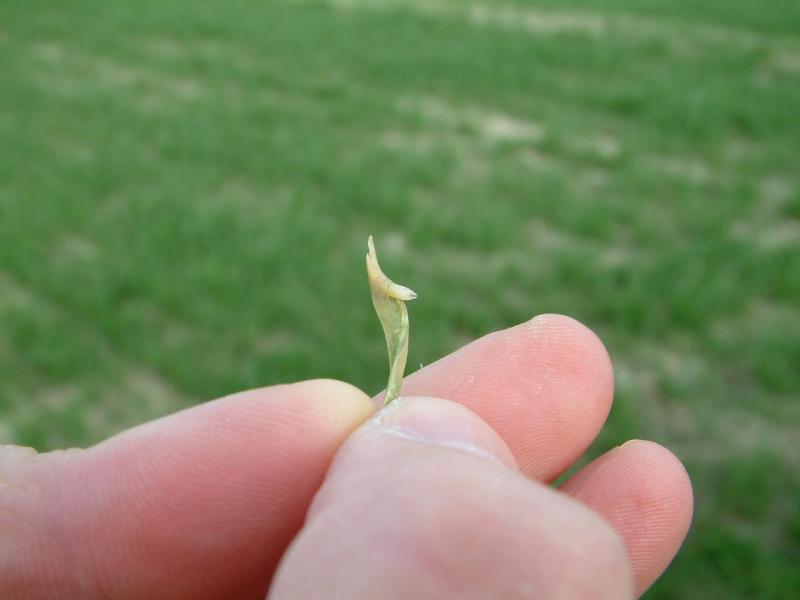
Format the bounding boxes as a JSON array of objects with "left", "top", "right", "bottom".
[{"left": 366, "top": 236, "right": 417, "bottom": 406}]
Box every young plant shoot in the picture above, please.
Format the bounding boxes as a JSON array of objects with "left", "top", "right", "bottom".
[{"left": 366, "top": 236, "right": 417, "bottom": 406}]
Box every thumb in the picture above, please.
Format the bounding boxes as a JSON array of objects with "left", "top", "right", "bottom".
[{"left": 270, "top": 396, "right": 632, "bottom": 599}]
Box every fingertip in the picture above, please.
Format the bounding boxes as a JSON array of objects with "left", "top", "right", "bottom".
[
  {"left": 612, "top": 440, "right": 693, "bottom": 595},
  {"left": 563, "top": 439, "right": 694, "bottom": 596},
  {"left": 521, "top": 313, "right": 614, "bottom": 405},
  {"left": 45, "top": 379, "right": 375, "bottom": 599},
  {"left": 288, "top": 378, "right": 375, "bottom": 429},
  {"left": 109, "top": 378, "right": 374, "bottom": 453},
  {"left": 384, "top": 313, "right": 615, "bottom": 481},
  {"left": 504, "top": 313, "right": 615, "bottom": 477},
  {"left": 616, "top": 439, "right": 694, "bottom": 537}
]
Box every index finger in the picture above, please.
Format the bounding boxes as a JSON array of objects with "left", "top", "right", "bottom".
[{"left": 5, "top": 380, "right": 372, "bottom": 600}]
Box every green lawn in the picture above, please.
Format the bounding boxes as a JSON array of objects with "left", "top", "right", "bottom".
[{"left": 1, "top": 0, "right": 799, "bottom": 597}]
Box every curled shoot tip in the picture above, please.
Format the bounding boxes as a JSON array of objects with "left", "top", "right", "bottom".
[{"left": 366, "top": 235, "right": 416, "bottom": 406}]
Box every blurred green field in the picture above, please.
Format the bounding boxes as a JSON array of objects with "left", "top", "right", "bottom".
[{"left": 1, "top": 0, "right": 799, "bottom": 597}]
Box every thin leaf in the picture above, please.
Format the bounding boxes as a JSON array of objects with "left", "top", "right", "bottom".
[{"left": 366, "top": 235, "right": 417, "bottom": 406}]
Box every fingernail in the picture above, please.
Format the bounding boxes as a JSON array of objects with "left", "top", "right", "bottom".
[{"left": 373, "top": 396, "right": 515, "bottom": 469}]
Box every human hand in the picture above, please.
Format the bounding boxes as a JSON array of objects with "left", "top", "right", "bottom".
[{"left": 0, "top": 315, "right": 692, "bottom": 599}]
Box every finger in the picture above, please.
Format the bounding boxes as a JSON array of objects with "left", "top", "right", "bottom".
[
  {"left": 1, "top": 379, "right": 373, "bottom": 600},
  {"left": 379, "top": 314, "right": 614, "bottom": 481},
  {"left": 560, "top": 440, "right": 694, "bottom": 597},
  {"left": 270, "top": 397, "right": 632, "bottom": 599}
]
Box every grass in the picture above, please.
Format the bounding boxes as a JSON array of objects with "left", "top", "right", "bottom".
[{"left": 1, "top": 0, "right": 799, "bottom": 596}]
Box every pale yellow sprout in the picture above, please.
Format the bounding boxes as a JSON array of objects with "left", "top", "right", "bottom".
[{"left": 366, "top": 235, "right": 417, "bottom": 406}]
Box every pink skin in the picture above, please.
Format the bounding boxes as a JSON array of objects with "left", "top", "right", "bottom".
[
  {"left": 271, "top": 397, "right": 634, "bottom": 599},
  {"left": 386, "top": 313, "right": 617, "bottom": 480},
  {"left": 0, "top": 315, "right": 692, "bottom": 599}
]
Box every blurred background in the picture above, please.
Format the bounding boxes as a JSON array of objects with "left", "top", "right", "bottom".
[{"left": 1, "top": 0, "right": 798, "bottom": 597}]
